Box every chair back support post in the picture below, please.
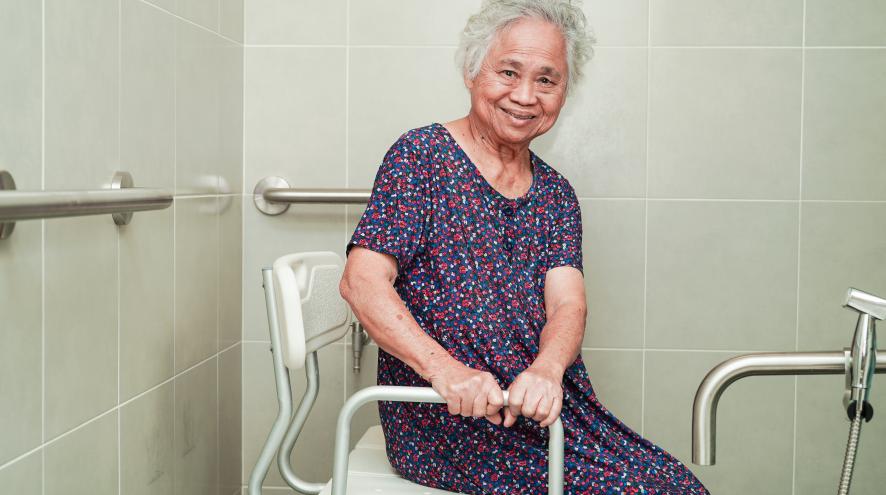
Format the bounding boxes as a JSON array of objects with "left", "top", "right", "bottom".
[
  {"left": 331, "top": 386, "right": 565, "bottom": 495},
  {"left": 248, "top": 269, "right": 325, "bottom": 495},
  {"left": 277, "top": 352, "right": 325, "bottom": 494}
]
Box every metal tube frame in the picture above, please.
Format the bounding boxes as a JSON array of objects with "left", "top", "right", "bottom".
[
  {"left": 331, "top": 386, "right": 565, "bottom": 495},
  {"left": 0, "top": 170, "right": 172, "bottom": 239},
  {"left": 249, "top": 268, "right": 325, "bottom": 495},
  {"left": 692, "top": 350, "right": 886, "bottom": 466},
  {"left": 252, "top": 267, "right": 566, "bottom": 495},
  {"left": 253, "top": 176, "right": 370, "bottom": 216}
]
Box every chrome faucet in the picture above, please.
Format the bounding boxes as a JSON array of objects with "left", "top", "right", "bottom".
[{"left": 692, "top": 288, "right": 886, "bottom": 467}]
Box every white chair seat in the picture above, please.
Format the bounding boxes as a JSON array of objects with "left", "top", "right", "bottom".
[{"left": 318, "top": 426, "right": 459, "bottom": 495}]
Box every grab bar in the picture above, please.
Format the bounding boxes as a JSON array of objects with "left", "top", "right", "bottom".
[
  {"left": 253, "top": 176, "right": 369, "bottom": 215},
  {"left": 332, "top": 386, "right": 565, "bottom": 495},
  {"left": 692, "top": 349, "right": 886, "bottom": 466},
  {"left": 0, "top": 170, "right": 173, "bottom": 239}
]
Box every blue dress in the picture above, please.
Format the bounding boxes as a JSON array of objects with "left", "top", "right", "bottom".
[{"left": 346, "top": 123, "right": 709, "bottom": 495}]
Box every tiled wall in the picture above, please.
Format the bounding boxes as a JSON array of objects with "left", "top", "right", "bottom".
[
  {"left": 0, "top": 0, "right": 244, "bottom": 494},
  {"left": 235, "top": 1, "right": 886, "bottom": 495}
]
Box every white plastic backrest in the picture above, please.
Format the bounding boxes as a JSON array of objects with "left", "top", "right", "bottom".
[{"left": 272, "top": 251, "right": 353, "bottom": 370}]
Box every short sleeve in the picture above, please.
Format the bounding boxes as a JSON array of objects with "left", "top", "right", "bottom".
[
  {"left": 346, "top": 133, "right": 430, "bottom": 271},
  {"left": 545, "top": 181, "right": 583, "bottom": 274}
]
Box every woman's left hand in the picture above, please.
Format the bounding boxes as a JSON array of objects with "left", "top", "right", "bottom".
[{"left": 503, "top": 360, "right": 564, "bottom": 428}]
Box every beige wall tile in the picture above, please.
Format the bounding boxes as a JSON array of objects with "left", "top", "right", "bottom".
[
  {"left": 44, "top": 216, "right": 118, "bottom": 438},
  {"left": 175, "top": 0, "right": 219, "bottom": 32},
  {"left": 580, "top": 349, "right": 643, "bottom": 432},
  {"left": 175, "top": 358, "right": 219, "bottom": 495},
  {"left": 245, "top": 0, "right": 346, "bottom": 45},
  {"left": 349, "top": 0, "right": 480, "bottom": 46},
  {"left": 244, "top": 47, "right": 346, "bottom": 191},
  {"left": 646, "top": 201, "right": 799, "bottom": 351},
  {"left": 644, "top": 351, "right": 794, "bottom": 494},
  {"left": 648, "top": 48, "right": 802, "bottom": 200},
  {"left": 121, "top": 0, "right": 176, "bottom": 191},
  {"left": 44, "top": 0, "right": 119, "bottom": 190},
  {"left": 802, "top": 50, "right": 886, "bottom": 201},
  {"left": 220, "top": 0, "right": 244, "bottom": 42},
  {"left": 795, "top": 375, "right": 886, "bottom": 494},
  {"left": 348, "top": 46, "right": 470, "bottom": 187},
  {"left": 0, "top": 220, "right": 42, "bottom": 464},
  {"left": 120, "top": 382, "right": 175, "bottom": 495},
  {"left": 219, "top": 345, "right": 243, "bottom": 495},
  {"left": 45, "top": 411, "right": 119, "bottom": 495},
  {"left": 806, "top": 0, "right": 886, "bottom": 47},
  {"left": 798, "top": 203, "right": 886, "bottom": 350},
  {"left": 651, "top": 0, "right": 803, "bottom": 46},
  {"left": 242, "top": 342, "right": 344, "bottom": 488},
  {"left": 583, "top": 0, "right": 647, "bottom": 46},
  {"left": 120, "top": 206, "right": 175, "bottom": 400},
  {"left": 580, "top": 199, "right": 645, "bottom": 348},
  {"left": 175, "top": 197, "right": 219, "bottom": 372},
  {"left": 177, "top": 20, "right": 242, "bottom": 195},
  {"left": 0, "top": 450, "right": 41, "bottom": 495},
  {"left": 219, "top": 196, "right": 243, "bottom": 349},
  {"left": 345, "top": 343, "right": 380, "bottom": 450},
  {"left": 0, "top": 0, "right": 41, "bottom": 182},
  {"left": 533, "top": 47, "right": 647, "bottom": 198},
  {"left": 243, "top": 204, "right": 346, "bottom": 341}
]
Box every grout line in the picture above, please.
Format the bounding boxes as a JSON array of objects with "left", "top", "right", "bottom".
[
  {"left": 639, "top": 0, "right": 653, "bottom": 437},
  {"left": 40, "top": 0, "right": 46, "bottom": 491},
  {"left": 117, "top": 0, "right": 123, "bottom": 490},
  {"left": 171, "top": 11, "right": 178, "bottom": 492},
  {"left": 135, "top": 0, "right": 239, "bottom": 45},
  {"left": 344, "top": 0, "right": 351, "bottom": 406},
  {"left": 216, "top": 193, "right": 221, "bottom": 493},
  {"left": 792, "top": 3, "right": 808, "bottom": 493},
  {"left": 0, "top": 343, "right": 239, "bottom": 474}
]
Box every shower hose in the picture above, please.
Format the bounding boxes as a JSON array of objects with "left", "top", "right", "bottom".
[{"left": 837, "top": 401, "right": 864, "bottom": 495}]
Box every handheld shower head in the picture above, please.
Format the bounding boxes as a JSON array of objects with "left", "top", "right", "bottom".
[{"left": 842, "top": 288, "right": 883, "bottom": 421}]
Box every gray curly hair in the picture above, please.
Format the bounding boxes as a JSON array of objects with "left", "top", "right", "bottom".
[{"left": 456, "top": 0, "right": 595, "bottom": 93}]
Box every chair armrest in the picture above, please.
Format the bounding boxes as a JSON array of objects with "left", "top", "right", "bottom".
[{"left": 331, "top": 385, "right": 564, "bottom": 495}]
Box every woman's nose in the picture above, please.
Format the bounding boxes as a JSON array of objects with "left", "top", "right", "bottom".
[{"left": 509, "top": 78, "right": 537, "bottom": 106}]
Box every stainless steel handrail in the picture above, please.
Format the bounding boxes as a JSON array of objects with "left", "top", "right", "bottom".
[
  {"left": 692, "top": 350, "right": 886, "bottom": 466},
  {"left": 331, "top": 386, "right": 565, "bottom": 495},
  {"left": 0, "top": 189, "right": 173, "bottom": 221},
  {"left": 0, "top": 171, "right": 172, "bottom": 239},
  {"left": 253, "top": 176, "right": 370, "bottom": 215}
]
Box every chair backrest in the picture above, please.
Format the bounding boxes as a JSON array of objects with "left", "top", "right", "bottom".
[{"left": 272, "top": 251, "right": 353, "bottom": 370}]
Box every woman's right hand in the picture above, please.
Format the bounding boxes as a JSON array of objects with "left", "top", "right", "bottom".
[{"left": 428, "top": 361, "right": 504, "bottom": 425}]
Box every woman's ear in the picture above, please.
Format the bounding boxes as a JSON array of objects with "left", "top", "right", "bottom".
[{"left": 463, "top": 69, "right": 474, "bottom": 90}]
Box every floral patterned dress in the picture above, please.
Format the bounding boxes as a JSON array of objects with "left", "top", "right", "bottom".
[{"left": 346, "top": 123, "right": 709, "bottom": 495}]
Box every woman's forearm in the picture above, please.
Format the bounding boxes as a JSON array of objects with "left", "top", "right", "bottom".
[
  {"left": 341, "top": 273, "right": 458, "bottom": 381},
  {"left": 533, "top": 302, "right": 586, "bottom": 377}
]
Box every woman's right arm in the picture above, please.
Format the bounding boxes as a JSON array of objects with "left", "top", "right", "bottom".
[{"left": 340, "top": 245, "right": 504, "bottom": 425}]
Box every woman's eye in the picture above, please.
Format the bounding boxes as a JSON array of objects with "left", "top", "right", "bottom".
[
  {"left": 539, "top": 77, "right": 553, "bottom": 85},
  {"left": 502, "top": 70, "right": 516, "bottom": 78}
]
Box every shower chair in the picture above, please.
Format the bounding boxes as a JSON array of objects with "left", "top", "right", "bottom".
[{"left": 248, "top": 251, "right": 566, "bottom": 495}]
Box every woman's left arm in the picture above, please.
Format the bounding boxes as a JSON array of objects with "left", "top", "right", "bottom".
[{"left": 503, "top": 265, "right": 587, "bottom": 427}]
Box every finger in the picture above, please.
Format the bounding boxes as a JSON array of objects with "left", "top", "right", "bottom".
[
  {"left": 503, "top": 408, "right": 517, "bottom": 428},
  {"left": 508, "top": 382, "right": 527, "bottom": 418},
  {"left": 533, "top": 394, "right": 553, "bottom": 422},
  {"left": 460, "top": 391, "right": 475, "bottom": 417},
  {"left": 486, "top": 387, "right": 504, "bottom": 417},
  {"left": 540, "top": 395, "right": 562, "bottom": 427},
  {"left": 522, "top": 389, "right": 543, "bottom": 418},
  {"left": 485, "top": 410, "right": 503, "bottom": 425},
  {"left": 471, "top": 390, "right": 488, "bottom": 418},
  {"left": 447, "top": 395, "right": 461, "bottom": 416}
]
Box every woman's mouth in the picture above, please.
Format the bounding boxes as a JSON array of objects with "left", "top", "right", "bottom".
[{"left": 501, "top": 107, "right": 535, "bottom": 121}]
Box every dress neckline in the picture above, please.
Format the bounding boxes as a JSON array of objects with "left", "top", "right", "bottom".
[{"left": 434, "top": 122, "right": 537, "bottom": 206}]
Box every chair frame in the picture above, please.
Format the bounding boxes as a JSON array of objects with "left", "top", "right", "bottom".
[{"left": 249, "top": 264, "right": 565, "bottom": 495}]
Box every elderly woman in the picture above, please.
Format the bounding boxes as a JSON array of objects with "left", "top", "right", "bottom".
[{"left": 340, "top": 1, "right": 709, "bottom": 493}]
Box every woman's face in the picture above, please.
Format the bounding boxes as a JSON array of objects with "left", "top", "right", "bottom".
[{"left": 466, "top": 17, "right": 569, "bottom": 147}]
